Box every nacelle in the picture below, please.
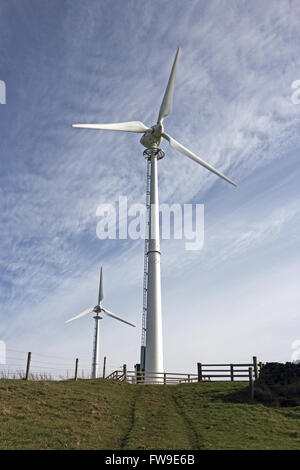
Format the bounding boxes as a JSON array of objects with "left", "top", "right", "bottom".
[{"left": 140, "top": 124, "right": 163, "bottom": 149}]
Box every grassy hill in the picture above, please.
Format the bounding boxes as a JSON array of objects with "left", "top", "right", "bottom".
[{"left": 0, "top": 378, "right": 299, "bottom": 450}]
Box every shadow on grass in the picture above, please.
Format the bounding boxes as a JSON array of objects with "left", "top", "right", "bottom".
[
  {"left": 211, "top": 385, "right": 255, "bottom": 405},
  {"left": 213, "top": 384, "right": 300, "bottom": 408}
]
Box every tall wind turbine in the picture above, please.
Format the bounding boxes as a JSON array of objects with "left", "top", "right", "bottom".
[
  {"left": 72, "top": 49, "right": 236, "bottom": 381},
  {"left": 65, "top": 267, "right": 135, "bottom": 378}
]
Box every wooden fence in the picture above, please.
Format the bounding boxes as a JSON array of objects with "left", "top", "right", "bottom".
[
  {"left": 105, "top": 357, "right": 261, "bottom": 388},
  {"left": 197, "top": 356, "right": 261, "bottom": 382},
  {"left": 106, "top": 368, "right": 199, "bottom": 385}
]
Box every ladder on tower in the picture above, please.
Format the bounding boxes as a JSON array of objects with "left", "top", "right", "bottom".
[
  {"left": 92, "top": 315, "right": 100, "bottom": 379},
  {"left": 140, "top": 157, "right": 151, "bottom": 370}
]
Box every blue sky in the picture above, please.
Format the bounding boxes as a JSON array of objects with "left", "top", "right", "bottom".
[{"left": 0, "top": 0, "right": 300, "bottom": 376}]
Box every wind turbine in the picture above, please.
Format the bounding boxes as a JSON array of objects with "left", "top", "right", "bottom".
[
  {"left": 72, "top": 48, "right": 236, "bottom": 382},
  {"left": 65, "top": 267, "right": 135, "bottom": 379}
]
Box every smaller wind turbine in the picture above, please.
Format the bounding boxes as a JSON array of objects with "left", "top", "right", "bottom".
[{"left": 65, "top": 267, "right": 135, "bottom": 378}]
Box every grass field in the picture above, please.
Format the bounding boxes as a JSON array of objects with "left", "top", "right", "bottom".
[{"left": 0, "top": 378, "right": 299, "bottom": 450}]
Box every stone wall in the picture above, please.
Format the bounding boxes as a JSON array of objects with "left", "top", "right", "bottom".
[{"left": 254, "top": 362, "right": 300, "bottom": 406}]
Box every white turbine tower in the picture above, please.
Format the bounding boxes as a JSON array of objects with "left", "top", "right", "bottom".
[
  {"left": 65, "top": 267, "right": 135, "bottom": 378},
  {"left": 72, "top": 49, "right": 236, "bottom": 382}
]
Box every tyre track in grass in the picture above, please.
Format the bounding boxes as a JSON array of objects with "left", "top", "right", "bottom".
[
  {"left": 170, "top": 389, "right": 203, "bottom": 450},
  {"left": 120, "top": 386, "right": 140, "bottom": 450},
  {"left": 122, "top": 384, "right": 200, "bottom": 450}
]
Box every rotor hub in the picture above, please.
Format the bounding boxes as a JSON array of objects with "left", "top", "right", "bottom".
[{"left": 140, "top": 123, "right": 164, "bottom": 149}]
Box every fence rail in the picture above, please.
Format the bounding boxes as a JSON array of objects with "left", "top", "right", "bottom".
[
  {"left": 106, "top": 368, "right": 200, "bottom": 385},
  {"left": 105, "top": 357, "right": 261, "bottom": 388},
  {"left": 197, "top": 356, "right": 261, "bottom": 382}
]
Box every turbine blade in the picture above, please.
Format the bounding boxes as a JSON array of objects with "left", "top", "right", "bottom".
[
  {"left": 72, "top": 121, "right": 151, "bottom": 133},
  {"left": 162, "top": 133, "right": 237, "bottom": 187},
  {"left": 102, "top": 307, "right": 135, "bottom": 327},
  {"left": 98, "top": 267, "right": 103, "bottom": 304},
  {"left": 65, "top": 307, "right": 95, "bottom": 324},
  {"left": 158, "top": 48, "right": 181, "bottom": 124}
]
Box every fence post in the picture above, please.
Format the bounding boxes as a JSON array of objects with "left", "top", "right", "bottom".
[
  {"left": 102, "top": 356, "right": 107, "bottom": 379},
  {"left": 74, "top": 358, "right": 79, "bottom": 381},
  {"left": 249, "top": 367, "right": 254, "bottom": 401},
  {"left": 230, "top": 364, "right": 234, "bottom": 382},
  {"left": 253, "top": 356, "right": 258, "bottom": 380},
  {"left": 123, "top": 364, "right": 127, "bottom": 382},
  {"left": 25, "top": 352, "right": 31, "bottom": 381},
  {"left": 135, "top": 363, "right": 140, "bottom": 384},
  {"left": 163, "top": 373, "right": 166, "bottom": 385},
  {"left": 197, "top": 363, "right": 202, "bottom": 382},
  {"left": 188, "top": 374, "right": 191, "bottom": 383}
]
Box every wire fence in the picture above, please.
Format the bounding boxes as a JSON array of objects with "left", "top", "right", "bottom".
[{"left": 0, "top": 348, "right": 124, "bottom": 381}]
